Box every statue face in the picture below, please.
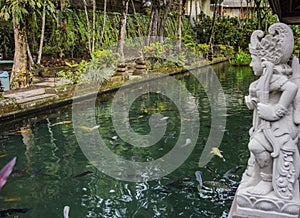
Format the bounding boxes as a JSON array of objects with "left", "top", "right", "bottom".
[{"left": 250, "top": 55, "right": 263, "bottom": 76}]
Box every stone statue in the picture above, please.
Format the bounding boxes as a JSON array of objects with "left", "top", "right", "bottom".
[{"left": 233, "top": 23, "right": 300, "bottom": 218}]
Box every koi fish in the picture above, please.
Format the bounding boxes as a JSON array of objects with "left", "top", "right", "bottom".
[
  {"left": 181, "top": 118, "right": 190, "bottom": 122},
  {"left": 11, "top": 168, "right": 28, "bottom": 177},
  {"left": 77, "top": 125, "right": 100, "bottom": 132},
  {"left": 224, "top": 165, "right": 243, "bottom": 179},
  {"left": 195, "top": 171, "right": 203, "bottom": 189},
  {"left": 17, "top": 129, "right": 30, "bottom": 133},
  {"left": 164, "top": 133, "right": 175, "bottom": 143},
  {"left": 3, "top": 197, "right": 21, "bottom": 202},
  {"left": 0, "top": 153, "right": 8, "bottom": 158},
  {"left": 63, "top": 206, "right": 70, "bottom": 218},
  {"left": 211, "top": 147, "right": 225, "bottom": 161},
  {"left": 72, "top": 171, "right": 93, "bottom": 178},
  {"left": 203, "top": 181, "right": 229, "bottom": 189},
  {"left": 160, "top": 116, "right": 169, "bottom": 121},
  {"left": 111, "top": 136, "right": 118, "bottom": 141},
  {"left": 129, "top": 115, "right": 144, "bottom": 120},
  {"left": 0, "top": 157, "right": 16, "bottom": 190},
  {"left": 166, "top": 177, "right": 193, "bottom": 187},
  {"left": 31, "top": 167, "right": 47, "bottom": 177},
  {"left": 0, "top": 208, "right": 30, "bottom": 217},
  {"left": 52, "top": 121, "right": 72, "bottom": 126},
  {"left": 204, "top": 165, "right": 215, "bottom": 173}
]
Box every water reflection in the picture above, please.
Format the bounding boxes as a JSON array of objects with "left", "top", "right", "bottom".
[{"left": 0, "top": 63, "right": 255, "bottom": 217}]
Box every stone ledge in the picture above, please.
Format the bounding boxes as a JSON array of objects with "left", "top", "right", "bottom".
[{"left": 0, "top": 58, "right": 230, "bottom": 121}]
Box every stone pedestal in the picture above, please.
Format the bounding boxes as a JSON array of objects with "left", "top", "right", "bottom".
[
  {"left": 115, "top": 63, "right": 127, "bottom": 76},
  {"left": 133, "top": 58, "right": 147, "bottom": 75},
  {"left": 229, "top": 187, "right": 300, "bottom": 218},
  {"left": 126, "top": 62, "right": 136, "bottom": 75}
]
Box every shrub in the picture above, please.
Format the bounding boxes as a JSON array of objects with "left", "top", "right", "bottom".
[
  {"left": 196, "top": 44, "right": 210, "bottom": 57},
  {"left": 57, "top": 60, "right": 88, "bottom": 84},
  {"left": 229, "top": 48, "right": 251, "bottom": 66},
  {"left": 143, "top": 42, "right": 186, "bottom": 69},
  {"left": 58, "top": 49, "right": 118, "bottom": 84}
]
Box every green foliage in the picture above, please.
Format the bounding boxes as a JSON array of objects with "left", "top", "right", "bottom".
[
  {"left": 193, "top": 13, "right": 278, "bottom": 51},
  {"left": 83, "top": 50, "right": 118, "bottom": 84},
  {"left": 229, "top": 48, "right": 251, "bottom": 66},
  {"left": 196, "top": 44, "right": 210, "bottom": 56},
  {"left": 0, "top": 20, "right": 13, "bottom": 56},
  {"left": 219, "top": 44, "right": 234, "bottom": 57},
  {"left": 0, "top": 0, "right": 55, "bottom": 26},
  {"left": 182, "top": 34, "right": 196, "bottom": 48},
  {"left": 58, "top": 60, "right": 88, "bottom": 84},
  {"left": 1, "top": 0, "right": 280, "bottom": 64},
  {"left": 143, "top": 41, "right": 186, "bottom": 69},
  {"left": 91, "top": 49, "right": 118, "bottom": 68},
  {"left": 58, "top": 49, "right": 118, "bottom": 84},
  {"left": 291, "top": 25, "right": 300, "bottom": 56}
]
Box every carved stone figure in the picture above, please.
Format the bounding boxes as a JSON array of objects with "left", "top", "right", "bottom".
[{"left": 234, "top": 23, "right": 300, "bottom": 218}]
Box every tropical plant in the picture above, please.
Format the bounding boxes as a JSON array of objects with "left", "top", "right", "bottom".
[
  {"left": 143, "top": 41, "right": 187, "bottom": 69},
  {"left": 196, "top": 44, "right": 210, "bottom": 57},
  {"left": 58, "top": 60, "right": 88, "bottom": 84},
  {"left": 229, "top": 48, "right": 251, "bottom": 66},
  {"left": 58, "top": 49, "right": 118, "bottom": 84},
  {"left": 84, "top": 49, "right": 118, "bottom": 84}
]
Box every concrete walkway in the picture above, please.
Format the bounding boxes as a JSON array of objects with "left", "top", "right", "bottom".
[{"left": 3, "top": 77, "right": 70, "bottom": 104}]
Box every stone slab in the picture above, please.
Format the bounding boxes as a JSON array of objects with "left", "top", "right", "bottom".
[
  {"left": 4, "top": 88, "right": 45, "bottom": 99},
  {"left": 16, "top": 93, "right": 57, "bottom": 104}
]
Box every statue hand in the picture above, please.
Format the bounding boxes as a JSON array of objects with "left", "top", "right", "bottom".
[
  {"left": 257, "top": 103, "right": 280, "bottom": 121},
  {"left": 245, "top": 95, "right": 257, "bottom": 110}
]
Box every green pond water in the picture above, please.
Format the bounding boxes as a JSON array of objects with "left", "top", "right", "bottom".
[{"left": 0, "top": 63, "right": 255, "bottom": 217}]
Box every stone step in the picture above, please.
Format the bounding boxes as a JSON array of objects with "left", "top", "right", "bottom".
[
  {"left": 16, "top": 93, "right": 57, "bottom": 104},
  {"left": 4, "top": 88, "right": 46, "bottom": 100}
]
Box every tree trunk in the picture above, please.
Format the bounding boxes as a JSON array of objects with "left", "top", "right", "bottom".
[
  {"left": 255, "top": 0, "right": 262, "bottom": 30},
  {"left": 83, "top": 0, "right": 92, "bottom": 55},
  {"left": 27, "top": 44, "right": 34, "bottom": 69},
  {"left": 92, "top": 0, "right": 96, "bottom": 53},
  {"left": 207, "top": 0, "right": 218, "bottom": 60},
  {"left": 159, "top": 0, "right": 174, "bottom": 43},
  {"left": 208, "top": 0, "right": 218, "bottom": 46},
  {"left": 37, "top": 0, "right": 46, "bottom": 65},
  {"left": 146, "top": 8, "right": 155, "bottom": 45},
  {"left": 131, "top": 0, "right": 142, "bottom": 38},
  {"left": 118, "top": 0, "right": 129, "bottom": 63},
  {"left": 189, "top": 0, "right": 192, "bottom": 19},
  {"left": 177, "top": 0, "right": 183, "bottom": 51},
  {"left": 152, "top": 7, "right": 159, "bottom": 37},
  {"left": 195, "top": 0, "right": 198, "bottom": 22},
  {"left": 147, "top": 1, "right": 174, "bottom": 44},
  {"left": 100, "top": 0, "right": 107, "bottom": 47},
  {"left": 11, "top": 13, "right": 30, "bottom": 89}
]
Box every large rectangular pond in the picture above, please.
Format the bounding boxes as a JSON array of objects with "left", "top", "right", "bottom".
[{"left": 0, "top": 63, "right": 255, "bottom": 217}]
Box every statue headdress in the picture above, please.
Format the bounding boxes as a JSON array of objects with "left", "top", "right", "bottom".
[{"left": 249, "top": 23, "right": 294, "bottom": 65}]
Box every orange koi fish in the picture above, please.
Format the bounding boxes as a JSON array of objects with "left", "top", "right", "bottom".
[{"left": 52, "top": 121, "right": 72, "bottom": 126}]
